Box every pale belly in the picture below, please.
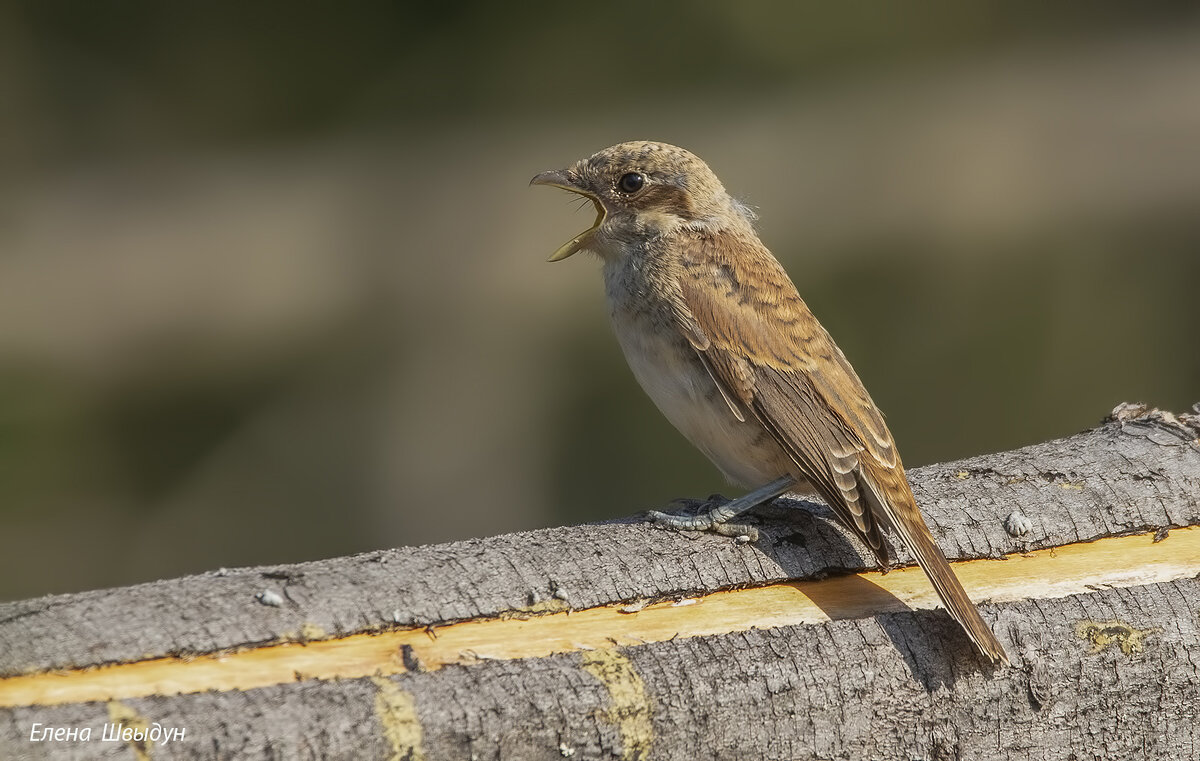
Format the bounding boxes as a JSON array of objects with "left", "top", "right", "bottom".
[{"left": 608, "top": 308, "right": 790, "bottom": 489}]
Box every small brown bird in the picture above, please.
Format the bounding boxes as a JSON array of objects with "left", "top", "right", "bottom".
[{"left": 532, "top": 141, "right": 1008, "bottom": 665}]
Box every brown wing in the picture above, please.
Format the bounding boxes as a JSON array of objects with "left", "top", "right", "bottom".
[
  {"left": 670, "top": 228, "right": 1009, "bottom": 664},
  {"left": 670, "top": 229, "right": 894, "bottom": 558}
]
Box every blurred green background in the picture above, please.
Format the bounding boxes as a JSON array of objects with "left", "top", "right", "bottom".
[{"left": 2, "top": 3, "right": 1197, "bottom": 601}]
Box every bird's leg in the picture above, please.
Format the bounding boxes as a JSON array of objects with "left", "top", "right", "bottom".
[{"left": 647, "top": 475, "right": 796, "bottom": 540}]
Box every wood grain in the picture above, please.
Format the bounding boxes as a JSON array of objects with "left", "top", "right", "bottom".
[{"left": 1, "top": 406, "right": 1197, "bottom": 759}]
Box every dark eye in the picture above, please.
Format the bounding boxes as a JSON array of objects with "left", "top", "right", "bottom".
[{"left": 618, "top": 172, "right": 645, "bottom": 194}]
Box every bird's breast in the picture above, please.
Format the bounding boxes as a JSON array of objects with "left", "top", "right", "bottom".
[{"left": 604, "top": 267, "right": 789, "bottom": 488}]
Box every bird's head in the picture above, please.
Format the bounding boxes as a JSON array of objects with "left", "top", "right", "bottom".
[{"left": 530, "top": 141, "right": 753, "bottom": 261}]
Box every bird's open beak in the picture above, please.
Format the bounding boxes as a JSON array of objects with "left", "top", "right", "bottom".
[{"left": 530, "top": 169, "right": 605, "bottom": 262}]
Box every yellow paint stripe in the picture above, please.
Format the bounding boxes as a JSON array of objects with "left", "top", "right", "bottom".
[
  {"left": 581, "top": 651, "right": 653, "bottom": 761},
  {"left": 372, "top": 676, "right": 425, "bottom": 761},
  {"left": 2, "top": 527, "right": 1197, "bottom": 708},
  {"left": 107, "top": 701, "right": 152, "bottom": 761}
]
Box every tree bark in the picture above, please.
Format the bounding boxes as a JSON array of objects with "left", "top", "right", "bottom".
[{"left": 1, "top": 403, "right": 1199, "bottom": 760}]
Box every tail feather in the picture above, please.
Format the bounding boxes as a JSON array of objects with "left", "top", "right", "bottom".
[{"left": 859, "top": 463, "right": 1010, "bottom": 665}]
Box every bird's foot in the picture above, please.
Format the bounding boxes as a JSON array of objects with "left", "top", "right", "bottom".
[
  {"left": 647, "top": 498, "right": 760, "bottom": 542},
  {"left": 649, "top": 493, "right": 757, "bottom": 538},
  {"left": 646, "top": 476, "right": 796, "bottom": 543}
]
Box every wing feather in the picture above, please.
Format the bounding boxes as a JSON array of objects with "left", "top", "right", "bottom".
[
  {"left": 673, "top": 229, "right": 893, "bottom": 557},
  {"left": 669, "top": 228, "right": 1008, "bottom": 663}
]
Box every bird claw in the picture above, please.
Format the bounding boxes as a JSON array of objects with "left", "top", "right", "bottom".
[{"left": 647, "top": 507, "right": 759, "bottom": 543}]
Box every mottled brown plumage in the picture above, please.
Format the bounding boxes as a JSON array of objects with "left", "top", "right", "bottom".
[{"left": 532, "top": 141, "right": 1008, "bottom": 664}]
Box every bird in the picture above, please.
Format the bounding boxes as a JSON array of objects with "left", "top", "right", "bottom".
[{"left": 530, "top": 140, "right": 1008, "bottom": 665}]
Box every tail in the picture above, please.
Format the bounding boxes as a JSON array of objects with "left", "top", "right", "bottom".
[{"left": 859, "top": 463, "right": 1010, "bottom": 665}]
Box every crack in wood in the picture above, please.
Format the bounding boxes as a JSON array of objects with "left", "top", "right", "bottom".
[{"left": 1, "top": 527, "right": 1197, "bottom": 709}]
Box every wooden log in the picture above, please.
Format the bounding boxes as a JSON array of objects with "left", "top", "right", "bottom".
[{"left": 1, "top": 403, "right": 1198, "bottom": 760}]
